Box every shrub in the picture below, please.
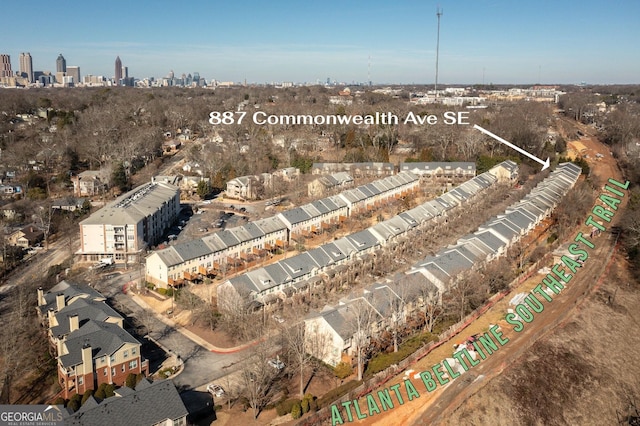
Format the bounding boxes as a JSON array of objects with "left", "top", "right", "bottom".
[
  {"left": 317, "top": 380, "right": 361, "bottom": 408},
  {"left": 276, "top": 398, "right": 301, "bottom": 416},
  {"left": 125, "top": 373, "right": 137, "bottom": 389},
  {"left": 104, "top": 384, "right": 115, "bottom": 398},
  {"left": 67, "top": 394, "right": 82, "bottom": 412},
  {"left": 301, "top": 397, "right": 310, "bottom": 414},
  {"left": 81, "top": 389, "right": 93, "bottom": 405},
  {"left": 291, "top": 402, "right": 302, "bottom": 419},
  {"left": 53, "top": 397, "right": 66, "bottom": 407},
  {"left": 365, "top": 333, "right": 435, "bottom": 377},
  {"left": 334, "top": 362, "right": 352, "bottom": 379}
]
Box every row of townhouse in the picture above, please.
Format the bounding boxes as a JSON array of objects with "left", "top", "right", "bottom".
[
  {"left": 399, "top": 162, "right": 476, "bottom": 185},
  {"left": 145, "top": 172, "right": 420, "bottom": 288},
  {"left": 304, "top": 273, "right": 434, "bottom": 367},
  {"left": 311, "top": 161, "right": 477, "bottom": 185},
  {"left": 311, "top": 162, "right": 395, "bottom": 177},
  {"left": 36, "top": 281, "right": 149, "bottom": 399},
  {"left": 304, "top": 162, "right": 582, "bottom": 367},
  {"left": 77, "top": 178, "right": 181, "bottom": 265},
  {"left": 216, "top": 161, "right": 519, "bottom": 309}
]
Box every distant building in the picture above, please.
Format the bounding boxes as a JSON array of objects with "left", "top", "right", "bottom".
[
  {"left": 7, "top": 224, "right": 44, "bottom": 248},
  {"left": 19, "top": 52, "right": 33, "bottom": 82},
  {"left": 399, "top": 162, "right": 476, "bottom": 185},
  {"left": 77, "top": 178, "right": 180, "bottom": 264},
  {"left": 225, "top": 175, "right": 260, "bottom": 200},
  {"left": 56, "top": 54, "right": 66, "bottom": 73},
  {"left": 311, "top": 162, "right": 395, "bottom": 177},
  {"left": 308, "top": 172, "right": 354, "bottom": 197},
  {"left": 115, "top": 56, "right": 122, "bottom": 86},
  {"left": 0, "top": 54, "right": 11, "bottom": 78},
  {"left": 72, "top": 169, "right": 110, "bottom": 197},
  {"left": 66, "top": 66, "right": 80, "bottom": 84}
]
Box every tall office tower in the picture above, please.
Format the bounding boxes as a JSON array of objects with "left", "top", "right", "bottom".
[
  {"left": 114, "top": 56, "right": 122, "bottom": 85},
  {"left": 66, "top": 66, "right": 80, "bottom": 84},
  {"left": 56, "top": 54, "right": 66, "bottom": 73},
  {"left": 0, "top": 54, "right": 12, "bottom": 77},
  {"left": 19, "top": 52, "right": 33, "bottom": 82},
  {"left": 122, "top": 66, "right": 128, "bottom": 79}
]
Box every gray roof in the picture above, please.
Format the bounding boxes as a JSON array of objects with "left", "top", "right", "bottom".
[
  {"left": 279, "top": 207, "right": 311, "bottom": 225},
  {"left": 171, "top": 239, "right": 212, "bottom": 262},
  {"left": 346, "top": 229, "right": 382, "bottom": 252},
  {"left": 399, "top": 162, "right": 476, "bottom": 172},
  {"left": 65, "top": 379, "right": 188, "bottom": 426},
  {"left": 254, "top": 216, "right": 288, "bottom": 234},
  {"left": 38, "top": 281, "right": 105, "bottom": 316},
  {"left": 80, "top": 181, "right": 178, "bottom": 226},
  {"left": 215, "top": 229, "right": 241, "bottom": 247},
  {"left": 201, "top": 233, "right": 229, "bottom": 252},
  {"left": 59, "top": 320, "right": 139, "bottom": 368},
  {"left": 473, "top": 230, "right": 507, "bottom": 253},
  {"left": 280, "top": 253, "right": 320, "bottom": 279},
  {"left": 50, "top": 298, "right": 121, "bottom": 338},
  {"left": 432, "top": 248, "right": 475, "bottom": 276}
]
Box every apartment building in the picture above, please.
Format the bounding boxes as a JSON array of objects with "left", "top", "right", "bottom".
[
  {"left": 36, "top": 281, "right": 148, "bottom": 399},
  {"left": 78, "top": 178, "right": 180, "bottom": 264}
]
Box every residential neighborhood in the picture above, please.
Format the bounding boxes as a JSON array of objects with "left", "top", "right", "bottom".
[{"left": 0, "top": 59, "right": 639, "bottom": 426}]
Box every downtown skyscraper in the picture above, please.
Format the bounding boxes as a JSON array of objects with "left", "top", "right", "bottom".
[
  {"left": 0, "top": 54, "right": 11, "bottom": 78},
  {"left": 115, "top": 56, "right": 122, "bottom": 85},
  {"left": 19, "top": 52, "right": 33, "bottom": 83}
]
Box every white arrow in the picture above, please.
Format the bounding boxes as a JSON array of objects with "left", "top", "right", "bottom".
[{"left": 474, "top": 124, "right": 550, "bottom": 171}]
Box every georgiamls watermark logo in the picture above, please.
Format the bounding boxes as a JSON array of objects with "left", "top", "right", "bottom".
[{"left": 0, "top": 405, "right": 64, "bottom": 426}]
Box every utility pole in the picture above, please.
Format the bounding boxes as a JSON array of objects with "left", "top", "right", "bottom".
[{"left": 435, "top": 7, "right": 443, "bottom": 98}]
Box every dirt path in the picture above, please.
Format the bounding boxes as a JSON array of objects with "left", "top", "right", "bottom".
[{"left": 341, "top": 135, "right": 628, "bottom": 426}]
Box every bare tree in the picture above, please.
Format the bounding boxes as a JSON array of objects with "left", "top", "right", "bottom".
[
  {"left": 283, "top": 320, "right": 329, "bottom": 398},
  {"left": 419, "top": 288, "right": 442, "bottom": 333},
  {"left": 239, "top": 343, "right": 280, "bottom": 419},
  {"left": 345, "top": 298, "right": 379, "bottom": 381}
]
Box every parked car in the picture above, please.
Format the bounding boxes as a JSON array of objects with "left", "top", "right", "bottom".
[
  {"left": 272, "top": 315, "right": 285, "bottom": 324},
  {"left": 206, "top": 383, "right": 225, "bottom": 397},
  {"left": 268, "top": 359, "right": 285, "bottom": 370}
]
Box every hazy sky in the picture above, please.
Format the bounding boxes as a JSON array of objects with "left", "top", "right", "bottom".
[{"left": 3, "top": 0, "right": 639, "bottom": 84}]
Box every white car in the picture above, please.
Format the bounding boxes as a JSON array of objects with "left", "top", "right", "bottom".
[
  {"left": 206, "top": 384, "right": 225, "bottom": 397},
  {"left": 268, "top": 359, "right": 285, "bottom": 370}
]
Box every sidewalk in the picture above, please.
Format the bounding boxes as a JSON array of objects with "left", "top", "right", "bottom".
[{"left": 129, "top": 292, "right": 257, "bottom": 354}]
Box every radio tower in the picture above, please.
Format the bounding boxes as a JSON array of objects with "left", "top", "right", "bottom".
[{"left": 435, "top": 6, "right": 443, "bottom": 98}]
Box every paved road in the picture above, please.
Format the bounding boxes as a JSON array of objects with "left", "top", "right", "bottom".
[{"left": 92, "top": 272, "right": 246, "bottom": 389}]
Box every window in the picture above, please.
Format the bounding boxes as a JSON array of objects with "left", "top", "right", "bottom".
[
  {"left": 111, "top": 367, "right": 116, "bottom": 376},
  {"left": 104, "top": 368, "right": 107, "bottom": 376},
  {"left": 100, "top": 356, "right": 106, "bottom": 364},
  {"left": 78, "top": 376, "right": 84, "bottom": 385},
  {"left": 123, "top": 350, "right": 128, "bottom": 359},
  {"left": 132, "top": 348, "right": 136, "bottom": 355},
  {"left": 121, "top": 364, "right": 126, "bottom": 373},
  {"left": 129, "top": 360, "right": 138, "bottom": 370},
  {"left": 110, "top": 355, "right": 116, "bottom": 363}
]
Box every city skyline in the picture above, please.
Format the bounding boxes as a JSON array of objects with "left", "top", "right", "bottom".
[{"left": 2, "top": 0, "right": 640, "bottom": 85}]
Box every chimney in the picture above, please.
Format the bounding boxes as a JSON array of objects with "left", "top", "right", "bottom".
[
  {"left": 37, "top": 287, "right": 45, "bottom": 306},
  {"left": 56, "top": 337, "right": 64, "bottom": 356},
  {"left": 69, "top": 314, "right": 79, "bottom": 332},
  {"left": 47, "top": 308, "right": 55, "bottom": 325},
  {"left": 81, "top": 342, "right": 92, "bottom": 375},
  {"left": 56, "top": 293, "right": 65, "bottom": 311}
]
